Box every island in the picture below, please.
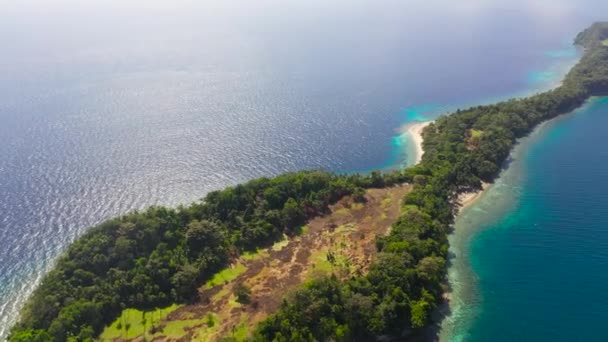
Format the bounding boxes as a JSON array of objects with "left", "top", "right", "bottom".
[{"left": 9, "top": 22, "right": 608, "bottom": 341}]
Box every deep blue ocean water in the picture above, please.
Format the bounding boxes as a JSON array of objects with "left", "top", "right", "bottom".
[{"left": 1, "top": 0, "right": 608, "bottom": 339}]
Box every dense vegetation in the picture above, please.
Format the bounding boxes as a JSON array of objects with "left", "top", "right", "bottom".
[{"left": 10, "top": 22, "right": 608, "bottom": 341}]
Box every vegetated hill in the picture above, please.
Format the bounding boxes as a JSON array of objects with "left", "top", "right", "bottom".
[
  {"left": 575, "top": 21, "right": 608, "bottom": 48},
  {"left": 99, "top": 185, "right": 411, "bottom": 341}
]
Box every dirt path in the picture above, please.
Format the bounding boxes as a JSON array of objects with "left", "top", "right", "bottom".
[{"left": 144, "top": 184, "right": 411, "bottom": 341}]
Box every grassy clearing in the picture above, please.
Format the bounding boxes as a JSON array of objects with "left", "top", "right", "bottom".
[
  {"left": 381, "top": 197, "right": 392, "bottom": 210},
  {"left": 232, "top": 324, "right": 249, "bottom": 341},
  {"left": 227, "top": 294, "right": 243, "bottom": 310},
  {"left": 162, "top": 318, "right": 208, "bottom": 338},
  {"left": 225, "top": 313, "right": 250, "bottom": 341},
  {"left": 334, "top": 207, "right": 350, "bottom": 216},
  {"left": 100, "top": 304, "right": 182, "bottom": 340},
  {"left": 470, "top": 128, "right": 484, "bottom": 138},
  {"left": 309, "top": 248, "right": 333, "bottom": 274},
  {"left": 191, "top": 313, "right": 221, "bottom": 341},
  {"left": 271, "top": 234, "right": 289, "bottom": 251},
  {"left": 351, "top": 202, "right": 364, "bottom": 210},
  {"left": 603, "top": 39, "right": 608, "bottom": 46},
  {"left": 334, "top": 223, "right": 357, "bottom": 234},
  {"left": 295, "top": 225, "right": 310, "bottom": 235},
  {"left": 211, "top": 287, "right": 231, "bottom": 301},
  {"left": 137, "top": 185, "right": 411, "bottom": 341},
  {"left": 241, "top": 249, "right": 269, "bottom": 261},
  {"left": 308, "top": 245, "right": 351, "bottom": 276},
  {"left": 205, "top": 263, "right": 247, "bottom": 289}
]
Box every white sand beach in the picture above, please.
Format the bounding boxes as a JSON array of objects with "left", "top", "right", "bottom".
[
  {"left": 406, "top": 121, "right": 432, "bottom": 165},
  {"left": 456, "top": 182, "right": 490, "bottom": 213}
]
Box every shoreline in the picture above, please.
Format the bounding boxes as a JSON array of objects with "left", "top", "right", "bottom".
[
  {"left": 405, "top": 121, "right": 432, "bottom": 165},
  {"left": 456, "top": 182, "right": 490, "bottom": 213}
]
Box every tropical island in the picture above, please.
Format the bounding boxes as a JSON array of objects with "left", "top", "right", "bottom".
[{"left": 8, "top": 22, "right": 608, "bottom": 341}]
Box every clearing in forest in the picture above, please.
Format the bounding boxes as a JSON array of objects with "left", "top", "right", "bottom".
[{"left": 102, "top": 184, "right": 411, "bottom": 341}]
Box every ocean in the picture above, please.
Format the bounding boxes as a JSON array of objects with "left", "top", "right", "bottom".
[
  {"left": 442, "top": 97, "right": 608, "bottom": 341},
  {"left": 0, "top": 0, "right": 607, "bottom": 339}
]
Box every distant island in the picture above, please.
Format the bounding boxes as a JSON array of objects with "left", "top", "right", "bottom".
[{"left": 9, "top": 22, "right": 608, "bottom": 341}]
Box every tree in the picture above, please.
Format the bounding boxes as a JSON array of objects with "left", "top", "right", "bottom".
[
  {"left": 281, "top": 197, "right": 306, "bottom": 229},
  {"left": 171, "top": 264, "right": 199, "bottom": 301},
  {"left": 416, "top": 256, "right": 445, "bottom": 283},
  {"left": 234, "top": 283, "right": 252, "bottom": 304},
  {"left": 8, "top": 329, "right": 52, "bottom": 342},
  {"left": 409, "top": 299, "right": 429, "bottom": 328},
  {"left": 352, "top": 187, "right": 367, "bottom": 203},
  {"left": 186, "top": 220, "right": 226, "bottom": 258}
]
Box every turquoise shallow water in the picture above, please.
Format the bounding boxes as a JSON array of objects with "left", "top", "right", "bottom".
[{"left": 442, "top": 97, "right": 608, "bottom": 341}]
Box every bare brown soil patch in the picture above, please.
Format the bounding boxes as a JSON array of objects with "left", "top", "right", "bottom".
[{"left": 136, "top": 184, "right": 410, "bottom": 341}]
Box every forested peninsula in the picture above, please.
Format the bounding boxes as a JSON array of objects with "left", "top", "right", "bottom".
[{"left": 9, "top": 22, "right": 608, "bottom": 341}]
